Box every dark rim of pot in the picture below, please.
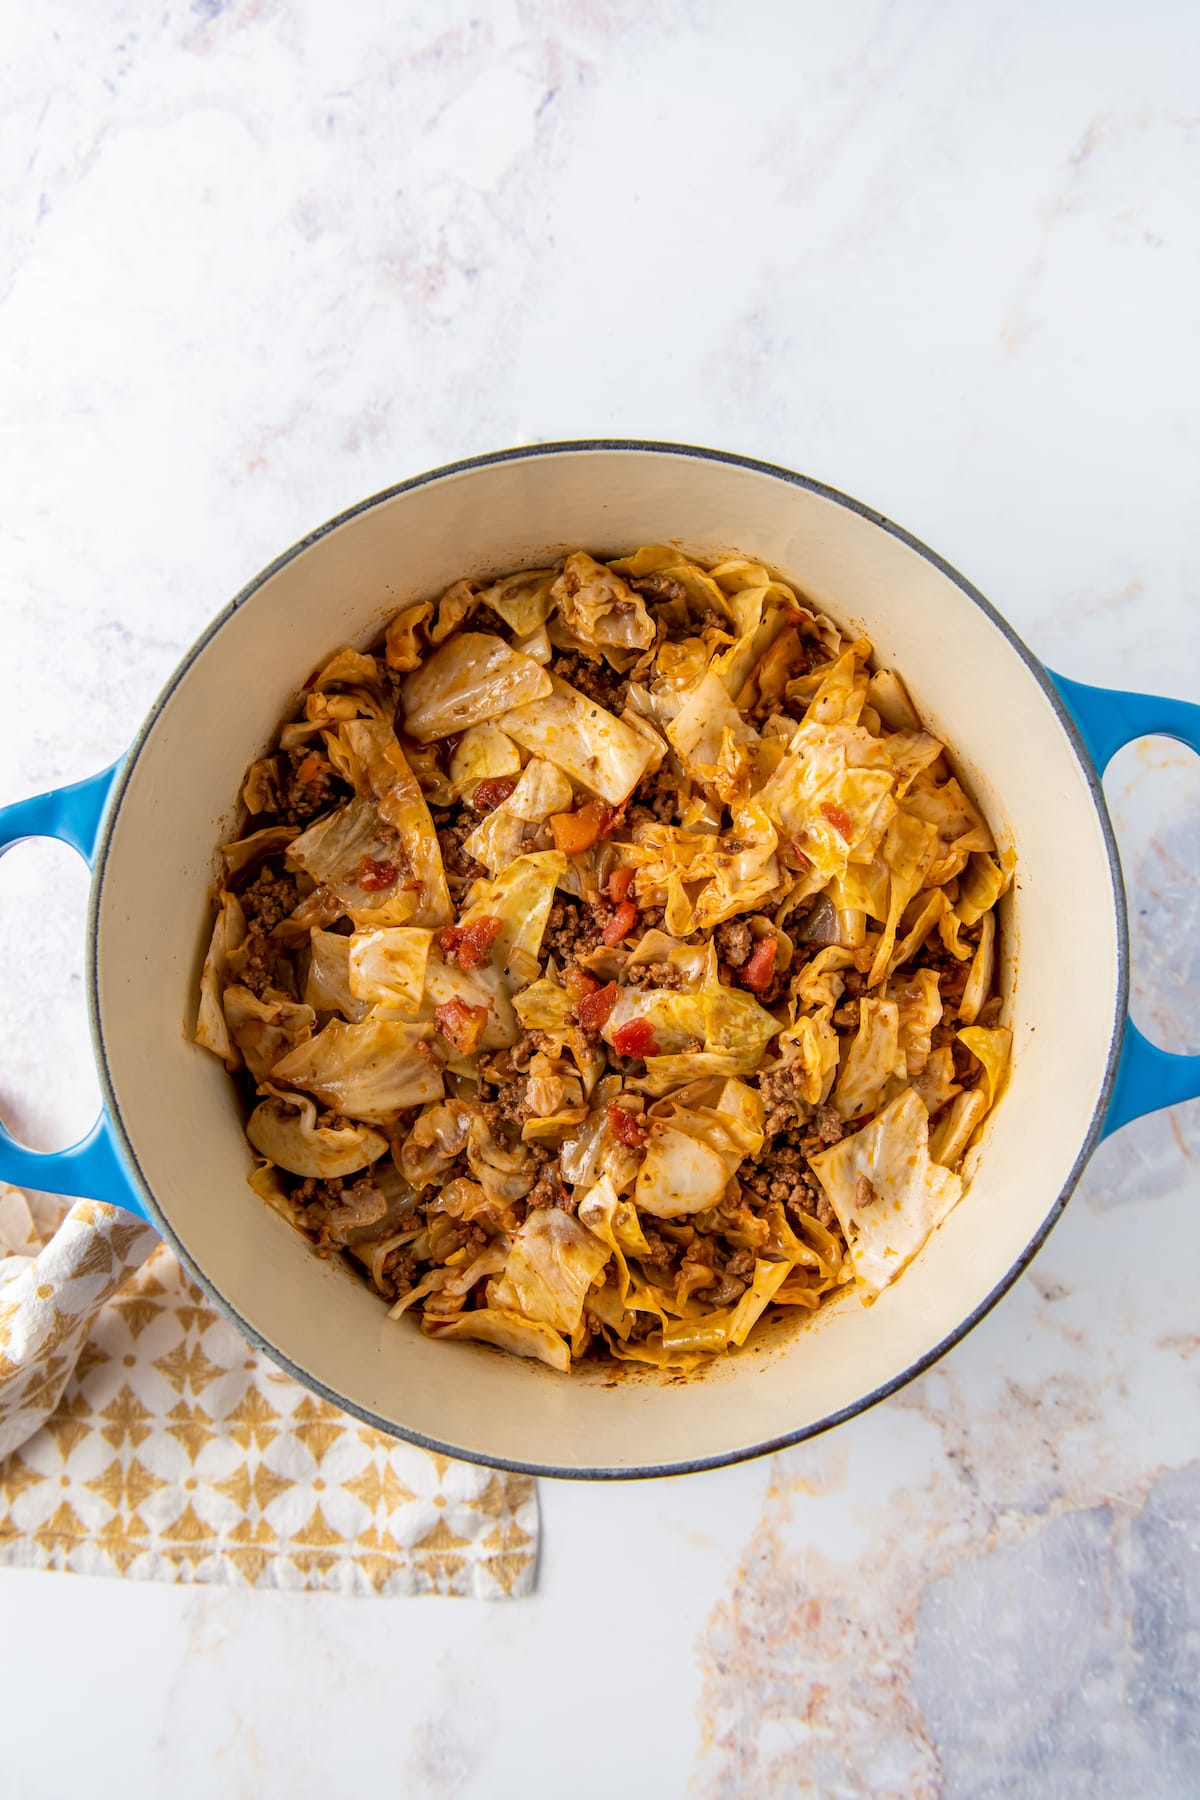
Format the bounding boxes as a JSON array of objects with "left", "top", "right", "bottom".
[{"left": 86, "top": 439, "right": 1129, "bottom": 1482}]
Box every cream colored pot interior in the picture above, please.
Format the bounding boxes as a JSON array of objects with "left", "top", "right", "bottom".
[{"left": 94, "top": 448, "right": 1120, "bottom": 1474}]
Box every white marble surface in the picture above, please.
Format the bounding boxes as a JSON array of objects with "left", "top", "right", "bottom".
[{"left": 3, "top": 1, "right": 1200, "bottom": 1793}]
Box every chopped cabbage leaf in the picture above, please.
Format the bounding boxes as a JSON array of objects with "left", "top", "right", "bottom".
[
  {"left": 246, "top": 1091, "right": 387, "bottom": 1179},
  {"left": 397, "top": 1100, "right": 473, "bottom": 1187},
  {"left": 889, "top": 969, "right": 942, "bottom": 1078},
  {"left": 339, "top": 719, "right": 453, "bottom": 928},
  {"left": 223, "top": 986, "right": 315, "bottom": 1084},
  {"left": 479, "top": 567, "right": 557, "bottom": 636},
  {"left": 448, "top": 723, "right": 521, "bottom": 801},
  {"left": 809, "top": 1087, "right": 964, "bottom": 1299},
  {"left": 868, "top": 810, "right": 940, "bottom": 985},
  {"left": 929, "top": 1090, "right": 989, "bottom": 1167},
  {"left": 958, "top": 911, "right": 995, "bottom": 1025},
  {"left": 833, "top": 997, "right": 902, "bottom": 1122},
  {"left": 755, "top": 720, "right": 895, "bottom": 886},
  {"left": 401, "top": 632, "right": 552, "bottom": 742},
  {"left": 194, "top": 892, "right": 246, "bottom": 1068},
  {"left": 608, "top": 546, "right": 731, "bottom": 618},
  {"left": 421, "top": 1306, "right": 570, "bottom": 1372},
  {"left": 384, "top": 602, "right": 433, "bottom": 672},
  {"left": 773, "top": 1006, "right": 840, "bottom": 1108},
  {"left": 304, "top": 929, "right": 370, "bottom": 1022},
  {"left": 286, "top": 796, "right": 415, "bottom": 923},
  {"left": 462, "top": 758, "right": 574, "bottom": 875},
  {"left": 348, "top": 927, "right": 432, "bottom": 1017},
  {"left": 221, "top": 824, "right": 299, "bottom": 880},
  {"left": 422, "top": 954, "right": 517, "bottom": 1052},
  {"left": 956, "top": 848, "right": 1016, "bottom": 928},
  {"left": 550, "top": 552, "right": 655, "bottom": 654},
  {"left": 490, "top": 1207, "right": 610, "bottom": 1333},
  {"left": 271, "top": 1017, "right": 444, "bottom": 1120},
  {"left": 458, "top": 850, "right": 567, "bottom": 984},
  {"left": 635, "top": 1124, "right": 730, "bottom": 1218},
  {"left": 499, "top": 676, "right": 655, "bottom": 805},
  {"left": 956, "top": 1025, "right": 1012, "bottom": 1112}
]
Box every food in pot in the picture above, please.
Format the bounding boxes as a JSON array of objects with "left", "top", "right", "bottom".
[{"left": 195, "top": 546, "right": 1013, "bottom": 1372}]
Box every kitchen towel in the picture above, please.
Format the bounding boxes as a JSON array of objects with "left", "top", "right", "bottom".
[{"left": 0, "top": 1187, "right": 537, "bottom": 1596}]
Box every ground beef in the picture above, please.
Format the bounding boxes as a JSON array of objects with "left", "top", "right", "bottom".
[
  {"left": 543, "top": 896, "right": 600, "bottom": 962},
  {"left": 624, "top": 960, "right": 683, "bottom": 990},
  {"left": 813, "top": 1103, "right": 843, "bottom": 1147},
  {"left": 841, "top": 970, "right": 866, "bottom": 999},
  {"left": 629, "top": 571, "right": 690, "bottom": 608},
  {"left": 281, "top": 748, "right": 345, "bottom": 824},
  {"left": 290, "top": 1173, "right": 387, "bottom": 1248},
  {"left": 525, "top": 1161, "right": 566, "bottom": 1211},
  {"left": 715, "top": 919, "right": 753, "bottom": 968},
  {"left": 434, "top": 812, "right": 487, "bottom": 901},
  {"left": 833, "top": 998, "right": 861, "bottom": 1030},
  {"left": 626, "top": 767, "right": 684, "bottom": 827},
  {"left": 240, "top": 865, "right": 299, "bottom": 933},
  {"left": 550, "top": 650, "right": 629, "bottom": 715},
  {"left": 758, "top": 1064, "right": 808, "bottom": 1137},
  {"left": 236, "top": 865, "right": 299, "bottom": 997}
]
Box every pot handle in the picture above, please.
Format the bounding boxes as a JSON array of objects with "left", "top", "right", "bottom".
[
  {"left": 0, "top": 763, "right": 151, "bottom": 1220},
  {"left": 1051, "top": 672, "right": 1200, "bottom": 1138}
]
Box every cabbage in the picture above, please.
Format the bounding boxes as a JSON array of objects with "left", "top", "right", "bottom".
[
  {"left": 772, "top": 1006, "right": 840, "bottom": 1107},
  {"left": 602, "top": 969, "right": 778, "bottom": 1074},
  {"left": 755, "top": 720, "right": 895, "bottom": 886},
  {"left": 559, "top": 1109, "right": 642, "bottom": 1193},
  {"left": 929, "top": 1091, "right": 989, "bottom": 1168},
  {"left": 421, "top": 954, "right": 518, "bottom": 1051},
  {"left": 866, "top": 668, "right": 921, "bottom": 732},
  {"left": 304, "top": 929, "right": 370, "bottom": 1022},
  {"left": 889, "top": 969, "right": 942, "bottom": 1077},
  {"left": 956, "top": 848, "right": 1016, "bottom": 928},
  {"left": 604, "top": 986, "right": 708, "bottom": 1056},
  {"left": 882, "top": 730, "right": 945, "bottom": 794},
  {"left": 499, "top": 676, "right": 655, "bottom": 805},
  {"left": 223, "top": 986, "right": 316, "bottom": 1084},
  {"left": 792, "top": 945, "right": 855, "bottom": 1012},
  {"left": 633, "top": 1052, "right": 745, "bottom": 1098},
  {"left": 514, "top": 623, "right": 552, "bottom": 665},
  {"left": 512, "top": 976, "right": 574, "bottom": 1046},
  {"left": 421, "top": 1306, "right": 571, "bottom": 1373},
  {"left": 462, "top": 758, "right": 574, "bottom": 875},
  {"left": 401, "top": 632, "right": 552, "bottom": 742},
  {"left": 634, "top": 1091, "right": 759, "bottom": 1219},
  {"left": 246, "top": 1090, "right": 387, "bottom": 1178},
  {"left": 299, "top": 648, "right": 389, "bottom": 729},
  {"left": 550, "top": 552, "right": 655, "bottom": 654},
  {"left": 428, "top": 578, "right": 479, "bottom": 646},
  {"left": 833, "top": 997, "right": 902, "bottom": 1122},
  {"left": 905, "top": 775, "right": 995, "bottom": 884},
  {"left": 448, "top": 723, "right": 521, "bottom": 801},
  {"left": 618, "top": 707, "right": 669, "bottom": 777},
  {"left": 397, "top": 1099, "right": 473, "bottom": 1186},
  {"left": 479, "top": 568, "right": 557, "bottom": 636},
  {"left": 270, "top": 1017, "right": 444, "bottom": 1120},
  {"left": 221, "top": 824, "right": 299, "bottom": 880},
  {"left": 867, "top": 810, "right": 940, "bottom": 986},
  {"left": 911, "top": 1045, "right": 961, "bottom": 1115},
  {"left": 347, "top": 927, "right": 432, "bottom": 1016},
  {"left": 608, "top": 545, "right": 731, "bottom": 617},
  {"left": 337, "top": 720, "right": 452, "bottom": 928},
  {"left": 490, "top": 1207, "right": 610, "bottom": 1332},
  {"left": 809, "top": 1086, "right": 964, "bottom": 1299},
  {"left": 384, "top": 602, "right": 433, "bottom": 672},
  {"left": 194, "top": 892, "right": 246, "bottom": 1068},
  {"left": 629, "top": 804, "right": 781, "bottom": 932},
  {"left": 286, "top": 797, "right": 414, "bottom": 923},
  {"left": 667, "top": 669, "right": 760, "bottom": 793},
  {"left": 458, "top": 850, "right": 566, "bottom": 983},
  {"left": 624, "top": 930, "right": 713, "bottom": 987},
  {"left": 660, "top": 1257, "right": 793, "bottom": 1355},
  {"left": 958, "top": 911, "right": 995, "bottom": 1025},
  {"left": 956, "top": 1025, "right": 1012, "bottom": 1112},
  {"left": 701, "top": 982, "right": 780, "bottom": 1070}
]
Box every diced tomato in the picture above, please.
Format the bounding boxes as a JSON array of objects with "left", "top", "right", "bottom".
[
  {"left": 611, "top": 1017, "right": 658, "bottom": 1060},
  {"left": 295, "top": 752, "right": 324, "bottom": 786},
  {"left": 607, "top": 866, "right": 635, "bottom": 903},
  {"left": 437, "top": 915, "right": 503, "bottom": 970},
  {"left": 820, "top": 801, "right": 854, "bottom": 840},
  {"left": 562, "top": 965, "right": 599, "bottom": 1005},
  {"left": 602, "top": 900, "right": 639, "bottom": 946},
  {"left": 434, "top": 997, "right": 489, "bottom": 1055},
  {"left": 606, "top": 1101, "right": 647, "bottom": 1147},
  {"left": 740, "top": 936, "right": 778, "bottom": 993},
  {"left": 471, "top": 776, "right": 517, "bottom": 813},
  {"left": 574, "top": 980, "right": 618, "bottom": 1035},
  {"left": 356, "top": 854, "right": 400, "bottom": 892},
  {"left": 548, "top": 798, "right": 621, "bottom": 857},
  {"left": 783, "top": 840, "right": 811, "bottom": 869}
]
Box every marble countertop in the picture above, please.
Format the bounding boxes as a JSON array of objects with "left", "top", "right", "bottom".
[{"left": 3, "top": 2, "right": 1199, "bottom": 1793}]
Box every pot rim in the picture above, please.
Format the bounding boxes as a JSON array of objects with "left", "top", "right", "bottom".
[{"left": 85, "top": 437, "right": 1129, "bottom": 1481}]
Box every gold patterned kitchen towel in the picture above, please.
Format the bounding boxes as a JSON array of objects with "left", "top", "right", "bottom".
[{"left": 0, "top": 1187, "right": 537, "bottom": 1596}]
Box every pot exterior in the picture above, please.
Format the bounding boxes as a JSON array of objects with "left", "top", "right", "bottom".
[{"left": 87, "top": 445, "right": 1125, "bottom": 1476}]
